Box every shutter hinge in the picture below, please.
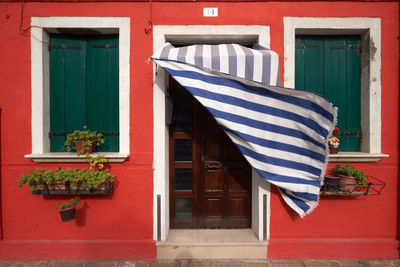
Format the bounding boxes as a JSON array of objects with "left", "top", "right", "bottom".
[
  {"left": 331, "top": 45, "right": 361, "bottom": 53},
  {"left": 49, "top": 132, "right": 119, "bottom": 139},
  {"left": 48, "top": 45, "right": 82, "bottom": 51},
  {"left": 92, "top": 44, "right": 118, "bottom": 49},
  {"left": 295, "top": 44, "right": 321, "bottom": 49},
  {"left": 295, "top": 44, "right": 321, "bottom": 54},
  {"left": 341, "top": 131, "right": 362, "bottom": 141}
]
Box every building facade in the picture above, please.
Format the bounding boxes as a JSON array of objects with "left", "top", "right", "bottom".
[{"left": 0, "top": 0, "right": 399, "bottom": 261}]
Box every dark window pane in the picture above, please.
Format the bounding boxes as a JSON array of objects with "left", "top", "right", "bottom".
[
  {"left": 175, "top": 109, "right": 192, "bottom": 132},
  {"left": 175, "top": 168, "right": 193, "bottom": 191},
  {"left": 175, "top": 139, "right": 192, "bottom": 161},
  {"left": 175, "top": 197, "right": 192, "bottom": 219}
]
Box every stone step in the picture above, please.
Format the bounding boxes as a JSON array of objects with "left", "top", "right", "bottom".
[{"left": 156, "top": 229, "right": 268, "bottom": 260}]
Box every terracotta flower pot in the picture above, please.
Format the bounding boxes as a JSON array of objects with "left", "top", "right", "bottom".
[
  {"left": 329, "top": 146, "right": 338, "bottom": 154},
  {"left": 339, "top": 175, "right": 357, "bottom": 192},
  {"left": 74, "top": 141, "right": 93, "bottom": 154},
  {"left": 59, "top": 207, "right": 76, "bottom": 222}
]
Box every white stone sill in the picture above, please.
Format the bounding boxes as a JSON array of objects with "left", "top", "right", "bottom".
[
  {"left": 25, "top": 152, "right": 129, "bottom": 163},
  {"left": 329, "top": 152, "right": 389, "bottom": 162}
]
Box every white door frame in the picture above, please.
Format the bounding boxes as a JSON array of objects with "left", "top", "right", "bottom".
[{"left": 153, "top": 25, "right": 271, "bottom": 241}]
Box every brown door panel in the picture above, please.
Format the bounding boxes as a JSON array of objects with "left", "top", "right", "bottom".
[{"left": 170, "top": 78, "right": 251, "bottom": 229}]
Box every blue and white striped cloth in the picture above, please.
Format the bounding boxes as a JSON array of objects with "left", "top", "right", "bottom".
[{"left": 151, "top": 43, "right": 337, "bottom": 217}]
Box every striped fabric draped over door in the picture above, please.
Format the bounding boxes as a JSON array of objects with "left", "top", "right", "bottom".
[{"left": 151, "top": 42, "right": 337, "bottom": 217}]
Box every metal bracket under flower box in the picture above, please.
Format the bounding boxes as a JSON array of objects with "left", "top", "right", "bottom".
[
  {"left": 31, "top": 182, "right": 113, "bottom": 195},
  {"left": 320, "top": 175, "right": 385, "bottom": 196}
]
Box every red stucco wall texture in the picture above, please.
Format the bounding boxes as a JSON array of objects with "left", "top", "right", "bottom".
[{"left": 0, "top": 0, "right": 399, "bottom": 261}]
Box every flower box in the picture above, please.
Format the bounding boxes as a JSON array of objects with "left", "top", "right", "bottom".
[
  {"left": 321, "top": 175, "right": 385, "bottom": 196},
  {"left": 31, "top": 181, "right": 113, "bottom": 195}
]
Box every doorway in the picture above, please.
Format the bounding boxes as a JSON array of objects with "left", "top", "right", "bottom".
[
  {"left": 169, "top": 78, "right": 252, "bottom": 229},
  {"left": 153, "top": 25, "right": 272, "bottom": 241}
]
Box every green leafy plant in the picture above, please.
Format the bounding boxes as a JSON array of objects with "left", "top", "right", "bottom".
[
  {"left": 18, "top": 168, "right": 54, "bottom": 192},
  {"left": 54, "top": 197, "right": 81, "bottom": 211},
  {"left": 87, "top": 154, "right": 108, "bottom": 171},
  {"left": 18, "top": 154, "right": 115, "bottom": 192},
  {"left": 332, "top": 164, "right": 367, "bottom": 185},
  {"left": 64, "top": 126, "right": 104, "bottom": 155},
  {"left": 19, "top": 130, "right": 114, "bottom": 194},
  {"left": 18, "top": 167, "right": 115, "bottom": 192}
]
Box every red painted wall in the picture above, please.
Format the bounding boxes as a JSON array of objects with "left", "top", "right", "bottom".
[{"left": 0, "top": 0, "right": 399, "bottom": 261}]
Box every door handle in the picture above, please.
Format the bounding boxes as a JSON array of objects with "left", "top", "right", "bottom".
[{"left": 203, "top": 160, "right": 223, "bottom": 170}]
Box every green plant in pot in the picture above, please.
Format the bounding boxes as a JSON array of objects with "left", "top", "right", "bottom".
[
  {"left": 64, "top": 126, "right": 104, "bottom": 155},
  {"left": 328, "top": 127, "right": 340, "bottom": 154},
  {"left": 54, "top": 196, "right": 81, "bottom": 222},
  {"left": 332, "top": 164, "right": 367, "bottom": 192},
  {"left": 18, "top": 168, "right": 55, "bottom": 192},
  {"left": 18, "top": 155, "right": 115, "bottom": 194}
]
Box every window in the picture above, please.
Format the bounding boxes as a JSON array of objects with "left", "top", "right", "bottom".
[
  {"left": 49, "top": 34, "right": 119, "bottom": 152},
  {"left": 295, "top": 35, "right": 361, "bottom": 152},
  {"left": 27, "top": 17, "right": 130, "bottom": 162},
  {"left": 284, "top": 17, "right": 388, "bottom": 162}
]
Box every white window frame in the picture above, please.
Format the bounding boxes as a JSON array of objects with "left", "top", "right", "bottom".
[
  {"left": 284, "top": 17, "right": 388, "bottom": 162},
  {"left": 25, "top": 17, "right": 130, "bottom": 162}
]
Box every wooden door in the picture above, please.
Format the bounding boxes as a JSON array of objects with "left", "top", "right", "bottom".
[
  {"left": 197, "top": 104, "right": 252, "bottom": 228},
  {"left": 170, "top": 78, "right": 251, "bottom": 229}
]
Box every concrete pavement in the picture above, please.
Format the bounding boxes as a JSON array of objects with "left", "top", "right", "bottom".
[{"left": 0, "top": 260, "right": 400, "bottom": 267}]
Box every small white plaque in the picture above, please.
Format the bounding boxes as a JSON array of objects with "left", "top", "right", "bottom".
[{"left": 203, "top": 8, "right": 218, "bottom": 17}]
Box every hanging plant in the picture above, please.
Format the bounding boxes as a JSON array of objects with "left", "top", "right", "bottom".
[{"left": 54, "top": 197, "right": 82, "bottom": 222}]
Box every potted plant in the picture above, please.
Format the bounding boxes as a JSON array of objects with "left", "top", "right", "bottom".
[
  {"left": 64, "top": 126, "right": 104, "bottom": 155},
  {"left": 18, "top": 168, "right": 55, "bottom": 192},
  {"left": 328, "top": 127, "right": 340, "bottom": 154},
  {"left": 18, "top": 155, "right": 115, "bottom": 194},
  {"left": 332, "top": 164, "right": 367, "bottom": 192},
  {"left": 54, "top": 196, "right": 81, "bottom": 222}
]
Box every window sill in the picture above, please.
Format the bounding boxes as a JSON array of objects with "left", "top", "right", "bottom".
[
  {"left": 328, "top": 152, "right": 389, "bottom": 162},
  {"left": 25, "top": 152, "right": 129, "bottom": 163}
]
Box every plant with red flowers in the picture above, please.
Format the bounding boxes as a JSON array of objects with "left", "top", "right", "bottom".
[
  {"left": 333, "top": 127, "right": 341, "bottom": 139},
  {"left": 329, "top": 127, "right": 341, "bottom": 153}
]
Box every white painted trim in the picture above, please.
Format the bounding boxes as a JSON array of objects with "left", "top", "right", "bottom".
[
  {"left": 25, "top": 152, "right": 129, "bottom": 163},
  {"left": 29, "top": 17, "right": 130, "bottom": 156},
  {"left": 251, "top": 170, "right": 271, "bottom": 241},
  {"left": 283, "top": 17, "right": 382, "bottom": 155},
  {"left": 329, "top": 152, "right": 388, "bottom": 163},
  {"left": 153, "top": 25, "right": 271, "bottom": 242}
]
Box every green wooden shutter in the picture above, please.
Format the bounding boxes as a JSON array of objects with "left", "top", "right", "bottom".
[
  {"left": 344, "top": 36, "right": 361, "bottom": 151},
  {"left": 50, "top": 36, "right": 86, "bottom": 152},
  {"left": 295, "top": 36, "right": 324, "bottom": 95},
  {"left": 49, "top": 35, "right": 119, "bottom": 152},
  {"left": 86, "top": 36, "right": 119, "bottom": 152},
  {"left": 295, "top": 35, "right": 361, "bottom": 151}
]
